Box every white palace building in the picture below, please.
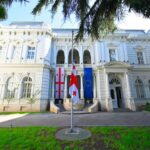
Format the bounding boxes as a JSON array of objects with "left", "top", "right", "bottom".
[{"left": 0, "top": 22, "right": 150, "bottom": 112}]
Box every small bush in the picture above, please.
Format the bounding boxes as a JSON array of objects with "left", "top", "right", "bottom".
[{"left": 145, "top": 103, "right": 150, "bottom": 111}]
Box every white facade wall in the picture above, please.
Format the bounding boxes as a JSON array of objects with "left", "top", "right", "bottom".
[{"left": 0, "top": 22, "right": 150, "bottom": 112}]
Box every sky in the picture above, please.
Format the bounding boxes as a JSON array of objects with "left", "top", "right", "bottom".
[{"left": 1, "top": 0, "right": 150, "bottom": 32}]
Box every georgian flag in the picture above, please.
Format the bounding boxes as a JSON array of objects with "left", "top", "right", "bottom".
[
  {"left": 69, "top": 65, "right": 80, "bottom": 104},
  {"left": 55, "top": 67, "right": 64, "bottom": 99}
]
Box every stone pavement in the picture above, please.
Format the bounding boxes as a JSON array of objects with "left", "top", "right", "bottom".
[
  {"left": 0, "top": 114, "right": 28, "bottom": 123},
  {"left": 0, "top": 112, "right": 150, "bottom": 127}
]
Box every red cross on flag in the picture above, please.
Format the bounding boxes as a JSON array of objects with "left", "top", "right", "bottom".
[
  {"left": 69, "top": 64, "right": 80, "bottom": 104},
  {"left": 55, "top": 67, "right": 64, "bottom": 99}
]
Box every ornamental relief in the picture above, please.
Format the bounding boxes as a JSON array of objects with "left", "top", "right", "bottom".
[{"left": 107, "top": 43, "right": 118, "bottom": 48}]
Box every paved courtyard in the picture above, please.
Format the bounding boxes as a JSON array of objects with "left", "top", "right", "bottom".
[{"left": 0, "top": 112, "right": 150, "bottom": 127}]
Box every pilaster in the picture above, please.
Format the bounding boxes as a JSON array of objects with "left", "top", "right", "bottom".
[
  {"left": 64, "top": 73, "right": 68, "bottom": 98},
  {"left": 93, "top": 73, "right": 97, "bottom": 99},
  {"left": 80, "top": 74, "right": 84, "bottom": 99}
]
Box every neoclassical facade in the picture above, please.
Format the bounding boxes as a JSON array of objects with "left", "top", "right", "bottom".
[{"left": 0, "top": 22, "right": 150, "bottom": 112}]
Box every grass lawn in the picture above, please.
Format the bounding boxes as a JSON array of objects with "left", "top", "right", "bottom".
[{"left": 0, "top": 127, "right": 149, "bottom": 150}]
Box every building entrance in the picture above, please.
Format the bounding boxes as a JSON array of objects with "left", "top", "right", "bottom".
[
  {"left": 109, "top": 77, "right": 123, "bottom": 109},
  {"left": 115, "top": 87, "right": 122, "bottom": 108}
]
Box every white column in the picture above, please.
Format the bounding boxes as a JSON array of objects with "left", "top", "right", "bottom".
[
  {"left": 54, "top": 49, "right": 57, "bottom": 65},
  {"left": 80, "top": 45, "right": 83, "bottom": 67},
  {"left": 80, "top": 74, "right": 84, "bottom": 99},
  {"left": 65, "top": 45, "right": 68, "bottom": 67},
  {"left": 64, "top": 74, "right": 67, "bottom": 98},
  {"left": 104, "top": 43, "right": 109, "bottom": 62},
  {"left": 51, "top": 73, "right": 55, "bottom": 99},
  {"left": 125, "top": 72, "right": 136, "bottom": 110},
  {"left": 5, "top": 42, "right": 11, "bottom": 61},
  {"left": 105, "top": 72, "right": 113, "bottom": 111},
  {"left": 6, "top": 43, "right": 12, "bottom": 59},
  {"left": 0, "top": 84, "right": 2, "bottom": 99},
  {"left": 1, "top": 84, "right": 6, "bottom": 99},
  {"left": 123, "top": 42, "right": 128, "bottom": 62},
  {"left": 93, "top": 73, "right": 97, "bottom": 99},
  {"left": 0, "top": 84, "right": 3, "bottom": 99},
  {"left": 34, "top": 42, "right": 39, "bottom": 63},
  {"left": 125, "top": 72, "right": 131, "bottom": 97},
  {"left": 19, "top": 42, "right": 24, "bottom": 62},
  {"left": 105, "top": 73, "right": 110, "bottom": 98},
  {"left": 91, "top": 45, "right": 95, "bottom": 65},
  {"left": 101, "top": 42, "right": 105, "bottom": 62},
  {"left": 17, "top": 83, "right": 22, "bottom": 99},
  {"left": 22, "top": 44, "right": 27, "bottom": 60},
  {"left": 96, "top": 70, "right": 101, "bottom": 99},
  {"left": 145, "top": 84, "right": 150, "bottom": 98},
  {"left": 53, "top": 45, "right": 57, "bottom": 66},
  {"left": 95, "top": 42, "right": 99, "bottom": 65}
]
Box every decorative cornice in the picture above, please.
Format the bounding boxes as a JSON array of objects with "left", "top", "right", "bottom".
[
  {"left": 103, "top": 61, "right": 131, "bottom": 68},
  {"left": 0, "top": 64, "right": 52, "bottom": 69}
]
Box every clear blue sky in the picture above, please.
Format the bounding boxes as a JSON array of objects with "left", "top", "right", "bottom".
[
  {"left": 1, "top": 0, "right": 78, "bottom": 29},
  {"left": 1, "top": 0, "right": 150, "bottom": 31}
]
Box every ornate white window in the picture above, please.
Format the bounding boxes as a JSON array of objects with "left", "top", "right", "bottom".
[
  {"left": 11, "top": 46, "right": 16, "bottom": 59},
  {"left": 135, "top": 79, "right": 145, "bottom": 99},
  {"left": 109, "top": 49, "right": 116, "bottom": 61},
  {"left": 137, "top": 51, "right": 144, "bottom": 64},
  {"left": 5, "top": 77, "right": 15, "bottom": 98},
  {"left": 27, "top": 46, "right": 35, "bottom": 59},
  {"left": 22, "top": 77, "right": 32, "bottom": 98}
]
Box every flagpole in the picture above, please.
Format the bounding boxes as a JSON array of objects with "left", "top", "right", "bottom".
[{"left": 70, "top": 30, "right": 74, "bottom": 132}]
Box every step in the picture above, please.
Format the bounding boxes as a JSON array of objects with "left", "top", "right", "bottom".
[
  {"left": 113, "top": 108, "right": 132, "bottom": 112},
  {"left": 57, "top": 103, "right": 94, "bottom": 113},
  {"left": 60, "top": 110, "right": 90, "bottom": 114}
]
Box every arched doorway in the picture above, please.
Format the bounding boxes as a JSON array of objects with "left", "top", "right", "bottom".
[
  {"left": 56, "top": 50, "right": 65, "bottom": 64},
  {"left": 83, "top": 50, "right": 91, "bottom": 64},
  {"left": 68, "top": 49, "right": 80, "bottom": 64},
  {"left": 109, "top": 76, "right": 122, "bottom": 108}
]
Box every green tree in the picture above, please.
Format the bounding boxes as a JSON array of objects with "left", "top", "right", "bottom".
[
  {"left": 26, "top": 89, "right": 40, "bottom": 111},
  {"left": 32, "top": 0, "right": 150, "bottom": 41},
  {"left": 5, "top": 92, "right": 15, "bottom": 107},
  {"left": 0, "top": 0, "right": 27, "bottom": 20},
  {"left": 1, "top": 0, "right": 150, "bottom": 41}
]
